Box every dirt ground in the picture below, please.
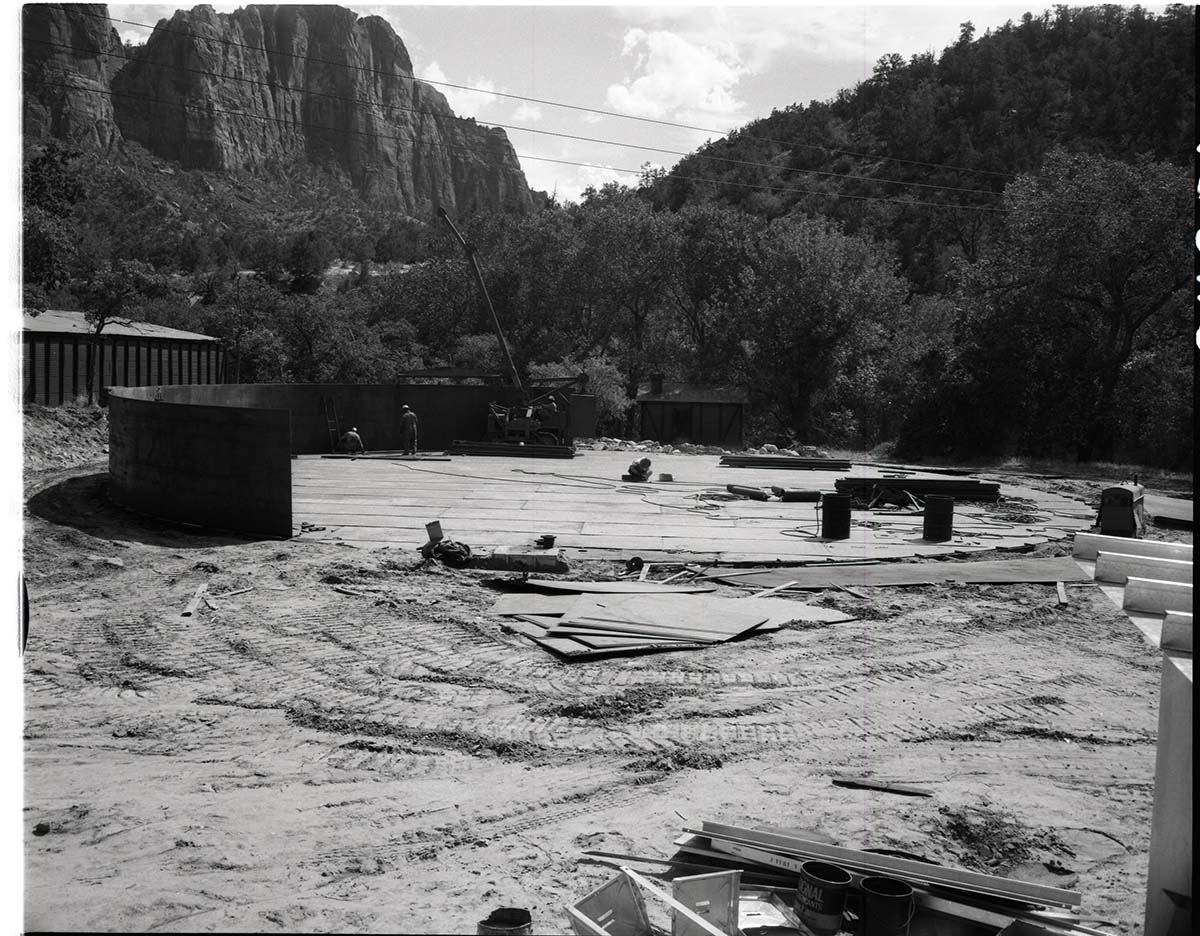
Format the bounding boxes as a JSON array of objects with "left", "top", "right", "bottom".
[{"left": 20, "top": 407, "right": 1192, "bottom": 933}]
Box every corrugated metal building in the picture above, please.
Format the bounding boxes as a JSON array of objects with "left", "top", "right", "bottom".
[
  {"left": 22, "top": 310, "right": 223, "bottom": 405},
  {"left": 637, "top": 376, "right": 747, "bottom": 448}
]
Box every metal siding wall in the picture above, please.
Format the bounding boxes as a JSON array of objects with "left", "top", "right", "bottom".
[
  {"left": 22, "top": 339, "right": 33, "bottom": 403},
  {"left": 71, "top": 338, "right": 83, "bottom": 402},
  {"left": 150, "top": 343, "right": 160, "bottom": 385},
  {"left": 47, "top": 340, "right": 61, "bottom": 405},
  {"left": 62, "top": 341, "right": 75, "bottom": 403},
  {"left": 58, "top": 337, "right": 67, "bottom": 403}
]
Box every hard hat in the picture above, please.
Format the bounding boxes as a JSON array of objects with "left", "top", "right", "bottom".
[
  {"left": 351, "top": 427, "right": 358, "bottom": 432},
  {"left": 401, "top": 404, "right": 410, "bottom": 410}
]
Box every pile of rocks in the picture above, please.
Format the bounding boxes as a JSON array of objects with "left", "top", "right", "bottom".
[{"left": 576, "top": 438, "right": 832, "bottom": 459}]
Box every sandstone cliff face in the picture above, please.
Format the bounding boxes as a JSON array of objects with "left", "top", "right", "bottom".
[
  {"left": 22, "top": 3, "right": 123, "bottom": 148},
  {"left": 24, "top": 3, "right": 532, "bottom": 216}
]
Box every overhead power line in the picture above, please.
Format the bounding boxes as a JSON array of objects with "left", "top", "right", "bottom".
[
  {"left": 74, "top": 6, "right": 1020, "bottom": 180},
  {"left": 26, "top": 36, "right": 1008, "bottom": 202},
  {"left": 35, "top": 78, "right": 1015, "bottom": 215}
]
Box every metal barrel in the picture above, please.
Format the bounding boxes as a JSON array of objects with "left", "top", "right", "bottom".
[
  {"left": 821, "top": 494, "right": 852, "bottom": 539},
  {"left": 923, "top": 495, "right": 955, "bottom": 541}
]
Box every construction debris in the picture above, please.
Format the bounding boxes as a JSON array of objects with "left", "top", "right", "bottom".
[
  {"left": 570, "top": 819, "right": 1094, "bottom": 936},
  {"left": 491, "top": 585, "right": 855, "bottom": 660}
]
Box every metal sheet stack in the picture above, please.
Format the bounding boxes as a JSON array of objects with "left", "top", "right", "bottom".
[{"left": 720, "top": 454, "right": 852, "bottom": 471}]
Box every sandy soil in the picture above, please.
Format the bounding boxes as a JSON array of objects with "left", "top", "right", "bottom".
[{"left": 21, "top": 408, "right": 1191, "bottom": 933}]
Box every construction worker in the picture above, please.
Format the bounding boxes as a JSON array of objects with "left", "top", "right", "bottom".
[
  {"left": 624, "top": 457, "right": 652, "bottom": 482},
  {"left": 342, "top": 427, "right": 365, "bottom": 455},
  {"left": 399, "top": 404, "right": 419, "bottom": 455}
]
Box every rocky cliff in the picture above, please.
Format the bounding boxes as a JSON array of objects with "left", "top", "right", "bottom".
[
  {"left": 23, "top": 3, "right": 124, "bottom": 148},
  {"left": 23, "top": 3, "right": 532, "bottom": 216}
]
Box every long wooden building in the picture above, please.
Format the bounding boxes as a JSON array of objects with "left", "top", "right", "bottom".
[{"left": 22, "top": 310, "right": 223, "bottom": 405}]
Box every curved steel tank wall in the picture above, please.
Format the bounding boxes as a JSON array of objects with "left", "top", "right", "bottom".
[
  {"left": 144, "top": 383, "right": 519, "bottom": 454},
  {"left": 106, "top": 383, "right": 597, "bottom": 537},
  {"left": 108, "top": 386, "right": 293, "bottom": 537}
]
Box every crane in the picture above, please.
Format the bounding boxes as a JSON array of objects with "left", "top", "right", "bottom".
[{"left": 437, "top": 207, "right": 586, "bottom": 450}]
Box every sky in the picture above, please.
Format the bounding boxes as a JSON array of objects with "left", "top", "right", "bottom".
[{"left": 102, "top": 1, "right": 1078, "bottom": 203}]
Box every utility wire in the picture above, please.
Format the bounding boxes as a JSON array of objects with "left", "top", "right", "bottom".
[
  {"left": 78, "top": 6, "right": 1021, "bottom": 180},
  {"left": 26, "top": 36, "right": 1010, "bottom": 201},
  {"left": 36, "top": 78, "right": 1018, "bottom": 215}
]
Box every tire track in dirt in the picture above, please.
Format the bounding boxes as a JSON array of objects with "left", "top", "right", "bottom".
[{"left": 310, "top": 773, "right": 678, "bottom": 868}]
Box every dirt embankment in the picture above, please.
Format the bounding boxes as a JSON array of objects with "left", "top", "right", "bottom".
[{"left": 23, "top": 404, "right": 109, "bottom": 476}]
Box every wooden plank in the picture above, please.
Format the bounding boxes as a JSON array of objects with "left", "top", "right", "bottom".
[
  {"left": 523, "top": 579, "right": 717, "bottom": 594},
  {"left": 1094, "top": 551, "right": 1192, "bottom": 586},
  {"left": 181, "top": 584, "right": 208, "bottom": 617},
  {"left": 750, "top": 581, "right": 799, "bottom": 599},
  {"left": 710, "top": 557, "right": 1089, "bottom": 589},
  {"left": 1056, "top": 581, "right": 1069, "bottom": 606},
  {"left": 693, "top": 822, "right": 1080, "bottom": 908},
  {"left": 830, "top": 775, "right": 932, "bottom": 797},
  {"left": 1072, "top": 532, "right": 1193, "bottom": 562},
  {"left": 1123, "top": 577, "right": 1193, "bottom": 615}
]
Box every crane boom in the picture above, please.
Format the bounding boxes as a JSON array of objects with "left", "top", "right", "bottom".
[{"left": 437, "top": 207, "right": 524, "bottom": 398}]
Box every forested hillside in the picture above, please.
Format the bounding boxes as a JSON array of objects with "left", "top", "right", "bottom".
[
  {"left": 22, "top": 5, "right": 1194, "bottom": 469},
  {"left": 643, "top": 4, "right": 1194, "bottom": 293}
]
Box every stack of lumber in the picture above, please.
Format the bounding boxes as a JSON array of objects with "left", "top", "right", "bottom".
[
  {"left": 447, "top": 440, "right": 576, "bottom": 458},
  {"left": 490, "top": 581, "right": 856, "bottom": 660},
  {"left": 720, "top": 454, "right": 852, "bottom": 471},
  {"left": 670, "top": 820, "right": 1090, "bottom": 935},
  {"left": 835, "top": 476, "right": 1001, "bottom": 502}
]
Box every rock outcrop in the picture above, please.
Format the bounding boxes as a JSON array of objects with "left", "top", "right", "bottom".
[
  {"left": 23, "top": 3, "right": 532, "bottom": 215},
  {"left": 22, "top": 3, "right": 124, "bottom": 149}
]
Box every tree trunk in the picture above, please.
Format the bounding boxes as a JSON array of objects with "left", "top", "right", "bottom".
[{"left": 1078, "top": 369, "right": 1120, "bottom": 462}]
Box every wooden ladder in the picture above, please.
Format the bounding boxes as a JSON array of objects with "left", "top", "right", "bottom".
[{"left": 323, "top": 397, "right": 340, "bottom": 453}]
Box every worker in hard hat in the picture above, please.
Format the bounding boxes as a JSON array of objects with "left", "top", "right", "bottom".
[
  {"left": 341, "top": 427, "right": 365, "bottom": 455},
  {"left": 399, "top": 404, "right": 419, "bottom": 455}
]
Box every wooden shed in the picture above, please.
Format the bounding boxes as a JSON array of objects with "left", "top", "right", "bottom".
[
  {"left": 22, "top": 309, "right": 224, "bottom": 406},
  {"left": 636, "top": 378, "right": 746, "bottom": 448}
]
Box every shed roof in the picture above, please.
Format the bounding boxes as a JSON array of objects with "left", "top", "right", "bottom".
[
  {"left": 23, "top": 309, "right": 219, "bottom": 342},
  {"left": 637, "top": 382, "right": 748, "bottom": 404}
]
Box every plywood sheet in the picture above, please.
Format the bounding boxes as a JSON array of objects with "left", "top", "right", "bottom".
[
  {"left": 524, "top": 579, "right": 718, "bottom": 594},
  {"left": 711, "top": 556, "right": 1091, "bottom": 589},
  {"left": 291, "top": 453, "right": 1091, "bottom": 562},
  {"left": 1145, "top": 493, "right": 1193, "bottom": 525},
  {"left": 568, "top": 593, "right": 790, "bottom": 634},
  {"left": 490, "top": 593, "right": 582, "bottom": 616}
]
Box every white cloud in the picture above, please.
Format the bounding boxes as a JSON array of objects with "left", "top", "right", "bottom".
[
  {"left": 518, "top": 146, "right": 636, "bottom": 205},
  {"left": 512, "top": 103, "right": 543, "bottom": 124},
  {"left": 418, "top": 61, "right": 503, "bottom": 119},
  {"left": 617, "top": 6, "right": 881, "bottom": 71},
  {"left": 605, "top": 27, "right": 747, "bottom": 127}
]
